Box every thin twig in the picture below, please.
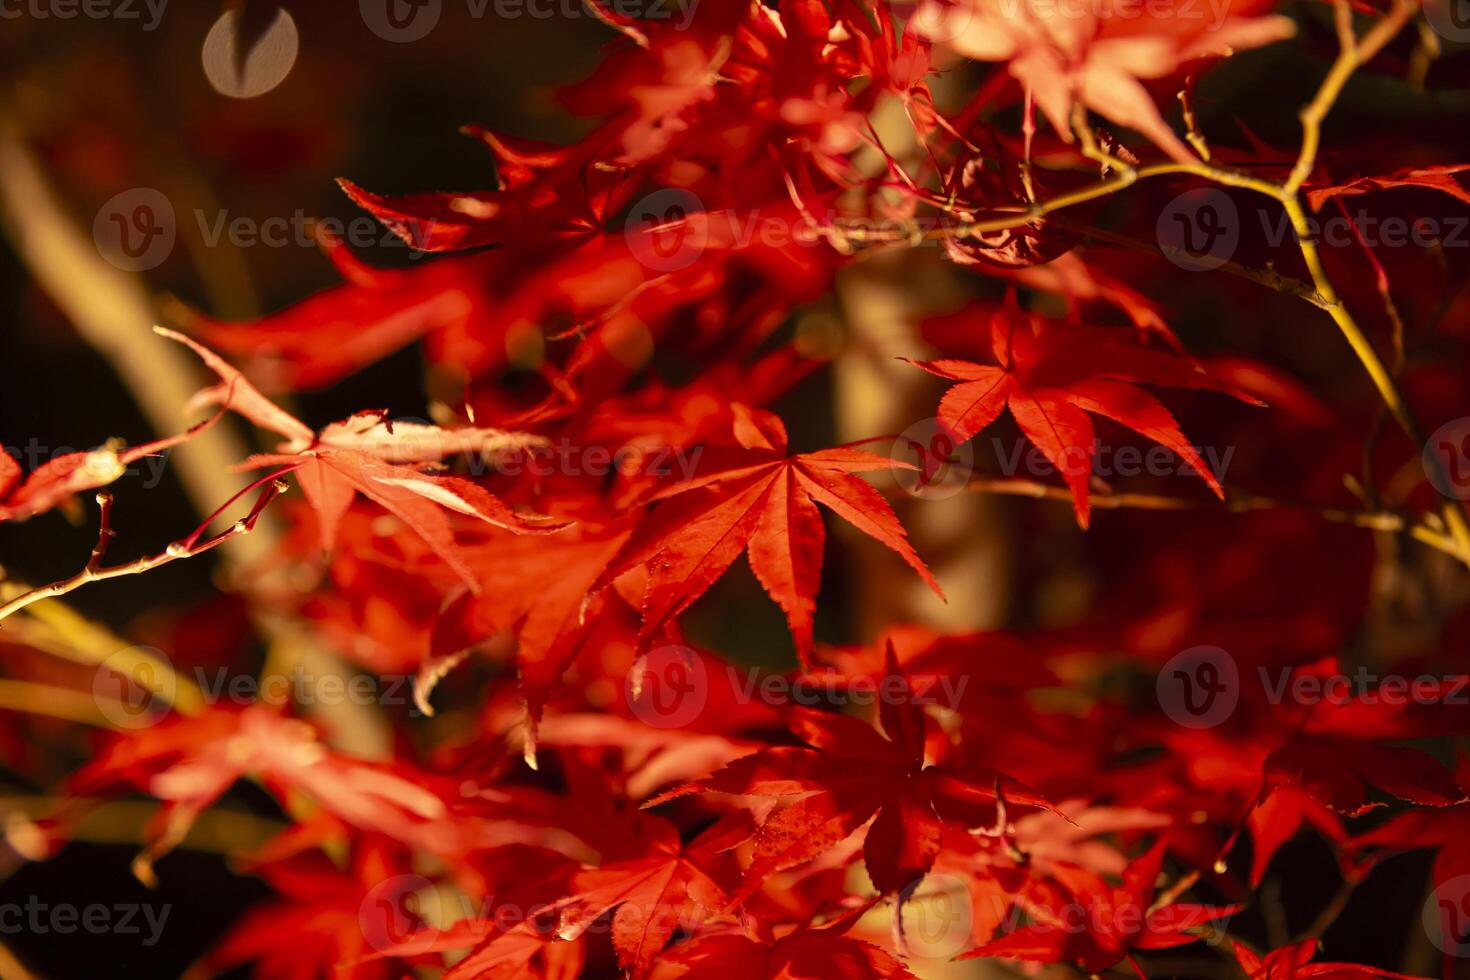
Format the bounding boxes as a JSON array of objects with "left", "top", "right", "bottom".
[
  {"left": 1295, "top": 872, "right": 1360, "bottom": 942},
  {"left": 0, "top": 481, "right": 287, "bottom": 624},
  {"left": 955, "top": 477, "right": 1467, "bottom": 561}
]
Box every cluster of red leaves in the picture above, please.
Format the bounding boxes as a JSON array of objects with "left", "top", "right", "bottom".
[{"left": 9, "top": 0, "right": 1470, "bottom": 977}]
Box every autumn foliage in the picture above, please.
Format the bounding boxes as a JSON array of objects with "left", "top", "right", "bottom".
[{"left": 8, "top": 0, "right": 1470, "bottom": 977}]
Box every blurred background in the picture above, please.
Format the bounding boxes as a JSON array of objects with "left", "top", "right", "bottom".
[{"left": 0, "top": 5, "right": 618, "bottom": 976}]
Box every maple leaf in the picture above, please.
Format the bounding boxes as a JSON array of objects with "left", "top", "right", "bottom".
[
  {"left": 650, "top": 649, "right": 1057, "bottom": 901},
  {"left": 1232, "top": 939, "right": 1428, "bottom": 979},
  {"left": 547, "top": 813, "right": 750, "bottom": 977},
  {"left": 429, "top": 513, "right": 633, "bottom": 742},
  {"left": 1263, "top": 736, "right": 1466, "bottom": 817},
  {"left": 366, "top": 918, "right": 582, "bottom": 980},
  {"left": 1244, "top": 787, "right": 1346, "bottom": 888},
  {"left": 445, "top": 924, "right": 583, "bottom": 980},
  {"left": 664, "top": 910, "right": 918, "bottom": 980},
  {"left": 156, "top": 327, "right": 566, "bottom": 587},
  {"left": 392, "top": 801, "right": 747, "bottom": 978},
  {"left": 68, "top": 706, "right": 451, "bottom": 886},
  {"left": 920, "top": 0, "right": 1293, "bottom": 161},
  {"left": 960, "top": 840, "right": 1237, "bottom": 973},
  {"left": 205, "top": 838, "right": 425, "bottom": 980},
  {"left": 0, "top": 415, "right": 216, "bottom": 523},
  {"left": 172, "top": 239, "right": 503, "bottom": 389},
  {"left": 596, "top": 406, "right": 940, "bottom": 662},
  {"left": 905, "top": 293, "right": 1255, "bottom": 526},
  {"left": 1352, "top": 754, "right": 1470, "bottom": 889},
  {"left": 1306, "top": 163, "right": 1470, "bottom": 210},
  {"left": 335, "top": 126, "right": 619, "bottom": 254}
]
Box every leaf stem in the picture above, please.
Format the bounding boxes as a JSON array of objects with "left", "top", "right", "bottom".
[{"left": 0, "top": 480, "right": 287, "bottom": 624}]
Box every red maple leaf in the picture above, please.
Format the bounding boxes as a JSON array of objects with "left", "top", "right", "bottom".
[
  {"left": 157, "top": 327, "right": 566, "bottom": 586},
  {"left": 205, "top": 838, "right": 425, "bottom": 980},
  {"left": 0, "top": 416, "right": 215, "bottom": 522},
  {"left": 650, "top": 648, "right": 1057, "bottom": 901},
  {"left": 429, "top": 509, "right": 633, "bottom": 746},
  {"left": 1263, "top": 736, "right": 1466, "bottom": 817},
  {"left": 959, "top": 840, "right": 1237, "bottom": 974},
  {"left": 920, "top": 0, "right": 1293, "bottom": 162},
  {"left": 1306, "top": 163, "right": 1470, "bottom": 210},
  {"left": 664, "top": 905, "right": 918, "bottom": 980},
  {"left": 546, "top": 813, "right": 750, "bottom": 977},
  {"left": 597, "top": 405, "right": 940, "bottom": 662},
  {"left": 68, "top": 706, "right": 451, "bottom": 885},
  {"left": 905, "top": 292, "right": 1255, "bottom": 526},
  {"left": 1352, "top": 754, "right": 1470, "bottom": 890},
  {"left": 1233, "top": 939, "right": 1428, "bottom": 979}
]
